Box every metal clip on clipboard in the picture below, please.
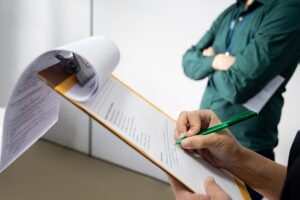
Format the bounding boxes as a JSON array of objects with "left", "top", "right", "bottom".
[{"left": 55, "top": 53, "right": 95, "bottom": 87}]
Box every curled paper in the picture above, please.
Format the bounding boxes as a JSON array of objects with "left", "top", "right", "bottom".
[{"left": 0, "top": 36, "right": 120, "bottom": 171}]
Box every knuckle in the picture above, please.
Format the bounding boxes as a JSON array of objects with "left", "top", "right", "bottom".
[
  {"left": 211, "top": 134, "right": 222, "bottom": 146},
  {"left": 206, "top": 109, "right": 216, "bottom": 117},
  {"left": 179, "top": 111, "right": 187, "bottom": 117},
  {"left": 176, "top": 126, "right": 186, "bottom": 135},
  {"left": 191, "top": 110, "right": 198, "bottom": 115},
  {"left": 190, "top": 137, "right": 202, "bottom": 149}
]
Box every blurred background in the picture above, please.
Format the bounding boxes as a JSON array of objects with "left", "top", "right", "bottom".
[{"left": 0, "top": 0, "right": 299, "bottom": 199}]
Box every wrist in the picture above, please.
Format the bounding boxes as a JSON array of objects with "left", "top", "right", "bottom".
[
  {"left": 212, "top": 54, "right": 222, "bottom": 70},
  {"left": 203, "top": 56, "right": 216, "bottom": 74},
  {"left": 212, "top": 55, "right": 219, "bottom": 70},
  {"left": 223, "top": 145, "right": 250, "bottom": 172}
]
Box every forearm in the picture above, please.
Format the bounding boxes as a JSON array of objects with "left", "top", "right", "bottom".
[
  {"left": 182, "top": 49, "right": 215, "bottom": 80},
  {"left": 226, "top": 147, "right": 286, "bottom": 200}
]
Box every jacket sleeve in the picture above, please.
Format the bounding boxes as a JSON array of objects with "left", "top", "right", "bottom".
[
  {"left": 182, "top": 6, "right": 233, "bottom": 80},
  {"left": 209, "top": 3, "right": 300, "bottom": 104}
]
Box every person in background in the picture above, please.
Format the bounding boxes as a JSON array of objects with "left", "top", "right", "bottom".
[
  {"left": 182, "top": 0, "right": 299, "bottom": 198},
  {"left": 169, "top": 110, "right": 300, "bottom": 200}
]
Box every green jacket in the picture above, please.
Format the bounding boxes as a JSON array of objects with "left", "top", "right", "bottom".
[{"left": 182, "top": 0, "right": 300, "bottom": 151}]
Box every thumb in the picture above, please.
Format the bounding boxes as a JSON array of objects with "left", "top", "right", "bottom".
[
  {"left": 204, "top": 177, "right": 231, "bottom": 199},
  {"left": 181, "top": 134, "right": 218, "bottom": 150}
]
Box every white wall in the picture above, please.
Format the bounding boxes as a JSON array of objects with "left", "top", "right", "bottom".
[
  {"left": 276, "top": 67, "right": 300, "bottom": 165},
  {"left": 94, "top": 0, "right": 232, "bottom": 117}
]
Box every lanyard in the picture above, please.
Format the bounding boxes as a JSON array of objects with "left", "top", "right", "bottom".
[{"left": 225, "top": 8, "right": 255, "bottom": 55}]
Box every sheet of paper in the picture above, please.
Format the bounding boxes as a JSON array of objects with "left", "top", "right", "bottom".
[
  {"left": 0, "top": 108, "right": 5, "bottom": 157},
  {"left": 0, "top": 53, "right": 61, "bottom": 171},
  {"left": 243, "top": 76, "right": 285, "bottom": 113},
  {"left": 82, "top": 76, "right": 246, "bottom": 198},
  {"left": 0, "top": 36, "right": 120, "bottom": 172},
  {"left": 0, "top": 108, "right": 5, "bottom": 132}
]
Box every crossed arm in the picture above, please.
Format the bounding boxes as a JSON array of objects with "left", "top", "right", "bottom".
[{"left": 182, "top": 4, "right": 300, "bottom": 104}]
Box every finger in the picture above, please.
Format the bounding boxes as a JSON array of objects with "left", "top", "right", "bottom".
[
  {"left": 175, "top": 110, "right": 220, "bottom": 141},
  {"left": 200, "top": 110, "right": 221, "bottom": 129},
  {"left": 168, "top": 175, "right": 190, "bottom": 195},
  {"left": 181, "top": 134, "right": 218, "bottom": 150},
  {"left": 168, "top": 176, "right": 210, "bottom": 200},
  {"left": 186, "top": 111, "right": 201, "bottom": 136},
  {"left": 175, "top": 111, "right": 189, "bottom": 140},
  {"left": 204, "top": 177, "right": 230, "bottom": 199},
  {"left": 202, "top": 49, "right": 208, "bottom": 54}
]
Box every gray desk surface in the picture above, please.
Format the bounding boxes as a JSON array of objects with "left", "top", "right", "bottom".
[{"left": 0, "top": 140, "right": 174, "bottom": 200}]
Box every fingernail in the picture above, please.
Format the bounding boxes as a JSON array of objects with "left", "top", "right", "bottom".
[
  {"left": 206, "top": 176, "right": 215, "bottom": 183},
  {"left": 187, "top": 130, "right": 193, "bottom": 136},
  {"left": 182, "top": 138, "right": 191, "bottom": 148},
  {"left": 179, "top": 132, "right": 185, "bottom": 138}
]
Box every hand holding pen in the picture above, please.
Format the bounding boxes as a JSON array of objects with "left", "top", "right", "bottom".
[
  {"left": 176, "top": 110, "right": 257, "bottom": 145},
  {"left": 173, "top": 110, "right": 257, "bottom": 168}
]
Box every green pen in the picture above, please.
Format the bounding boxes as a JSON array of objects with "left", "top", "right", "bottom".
[{"left": 176, "top": 111, "right": 258, "bottom": 145}]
